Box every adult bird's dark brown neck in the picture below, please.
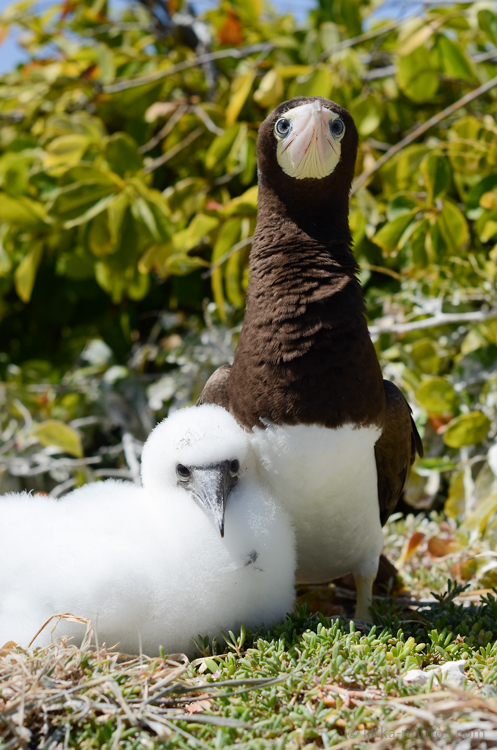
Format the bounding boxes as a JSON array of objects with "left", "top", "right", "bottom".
[{"left": 224, "top": 96, "right": 385, "bottom": 430}]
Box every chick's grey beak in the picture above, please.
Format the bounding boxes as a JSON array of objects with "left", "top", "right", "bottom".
[{"left": 190, "top": 461, "right": 236, "bottom": 538}]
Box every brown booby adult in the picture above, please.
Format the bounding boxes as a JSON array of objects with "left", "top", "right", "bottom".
[{"left": 199, "top": 96, "right": 422, "bottom": 621}]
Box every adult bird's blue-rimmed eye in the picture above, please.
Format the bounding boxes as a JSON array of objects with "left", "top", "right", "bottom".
[
  {"left": 176, "top": 464, "right": 191, "bottom": 481},
  {"left": 275, "top": 118, "right": 292, "bottom": 138},
  {"left": 330, "top": 118, "right": 344, "bottom": 137},
  {"left": 229, "top": 459, "right": 240, "bottom": 477}
]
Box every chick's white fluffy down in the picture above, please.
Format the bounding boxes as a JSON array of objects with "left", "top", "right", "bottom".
[{"left": 0, "top": 405, "right": 296, "bottom": 657}]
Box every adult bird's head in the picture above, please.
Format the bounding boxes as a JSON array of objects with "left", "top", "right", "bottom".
[
  {"left": 141, "top": 405, "right": 251, "bottom": 537},
  {"left": 256, "top": 97, "right": 358, "bottom": 238}
]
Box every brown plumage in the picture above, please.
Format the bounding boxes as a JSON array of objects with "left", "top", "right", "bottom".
[
  {"left": 199, "top": 97, "right": 422, "bottom": 617},
  {"left": 199, "top": 95, "right": 421, "bottom": 524}
]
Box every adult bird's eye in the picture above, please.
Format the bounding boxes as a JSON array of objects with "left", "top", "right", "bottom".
[
  {"left": 176, "top": 464, "right": 191, "bottom": 481},
  {"left": 330, "top": 118, "right": 345, "bottom": 137},
  {"left": 275, "top": 118, "right": 292, "bottom": 138},
  {"left": 229, "top": 459, "right": 240, "bottom": 477}
]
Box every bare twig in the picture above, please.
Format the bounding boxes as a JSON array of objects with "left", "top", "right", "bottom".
[
  {"left": 319, "top": 21, "right": 402, "bottom": 61},
  {"left": 122, "top": 432, "right": 141, "bottom": 485},
  {"left": 140, "top": 103, "right": 189, "bottom": 154},
  {"left": 0, "top": 456, "right": 102, "bottom": 477},
  {"left": 69, "top": 416, "right": 103, "bottom": 429},
  {"left": 94, "top": 469, "right": 133, "bottom": 479},
  {"left": 103, "top": 43, "right": 273, "bottom": 94},
  {"left": 192, "top": 104, "right": 224, "bottom": 136},
  {"left": 143, "top": 128, "right": 203, "bottom": 173},
  {"left": 362, "top": 49, "right": 497, "bottom": 82},
  {"left": 368, "top": 308, "right": 497, "bottom": 338},
  {"left": 50, "top": 477, "right": 77, "bottom": 498},
  {"left": 12, "top": 399, "right": 32, "bottom": 436},
  {"left": 353, "top": 74, "right": 497, "bottom": 194},
  {"left": 361, "top": 262, "right": 403, "bottom": 281},
  {"left": 82, "top": 22, "right": 153, "bottom": 36}
]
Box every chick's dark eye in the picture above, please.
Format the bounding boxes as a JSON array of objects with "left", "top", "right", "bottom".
[
  {"left": 176, "top": 464, "right": 191, "bottom": 481},
  {"left": 330, "top": 118, "right": 344, "bottom": 137},
  {"left": 275, "top": 118, "right": 291, "bottom": 137},
  {"left": 229, "top": 459, "right": 240, "bottom": 477}
]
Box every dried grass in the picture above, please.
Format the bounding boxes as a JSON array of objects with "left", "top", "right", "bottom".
[{"left": 0, "top": 615, "right": 253, "bottom": 749}]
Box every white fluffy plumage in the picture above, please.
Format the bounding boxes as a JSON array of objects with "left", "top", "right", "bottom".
[{"left": 0, "top": 405, "right": 296, "bottom": 656}]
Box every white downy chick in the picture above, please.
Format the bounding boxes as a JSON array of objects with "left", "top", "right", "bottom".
[{"left": 0, "top": 405, "right": 296, "bottom": 656}]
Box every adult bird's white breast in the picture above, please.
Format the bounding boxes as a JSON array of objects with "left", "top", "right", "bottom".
[{"left": 250, "top": 422, "right": 384, "bottom": 584}]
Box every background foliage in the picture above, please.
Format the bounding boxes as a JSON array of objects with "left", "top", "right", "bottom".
[{"left": 2, "top": 0, "right": 497, "bottom": 585}]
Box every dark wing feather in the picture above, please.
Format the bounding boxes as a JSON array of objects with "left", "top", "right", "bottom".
[
  {"left": 375, "top": 380, "right": 423, "bottom": 526},
  {"left": 197, "top": 364, "right": 232, "bottom": 409}
]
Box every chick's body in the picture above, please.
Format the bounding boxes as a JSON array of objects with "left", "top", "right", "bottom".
[{"left": 0, "top": 406, "right": 295, "bottom": 656}]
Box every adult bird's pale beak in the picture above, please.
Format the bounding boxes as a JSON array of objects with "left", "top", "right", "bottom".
[
  {"left": 190, "top": 462, "right": 237, "bottom": 537},
  {"left": 275, "top": 99, "right": 344, "bottom": 180}
]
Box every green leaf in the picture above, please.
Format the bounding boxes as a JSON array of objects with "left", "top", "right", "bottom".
[
  {"left": 33, "top": 419, "right": 83, "bottom": 457},
  {"left": 437, "top": 199, "right": 469, "bottom": 252},
  {"left": 226, "top": 124, "right": 248, "bottom": 174},
  {"left": 104, "top": 133, "right": 143, "bottom": 177},
  {"left": 64, "top": 193, "right": 116, "bottom": 229},
  {"left": 397, "top": 22, "right": 433, "bottom": 56},
  {"left": 387, "top": 193, "right": 423, "bottom": 219},
  {"left": 479, "top": 218, "right": 497, "bottom": 244},
  {"left": 44, "top": 134, "right": 90, "bottom": 168},
  {"left": 57, "top": 245, "right": 95, "bottom": 280},
  {"left": 222, "top": 185, "right": 259, "bottom": 216},
  {"left": 416, "top": 377, "right": 456, "bottom": 416},
  {"left": 0, "top": 238, "right": 12, "bottom": 275},
  {"left": 107, "top": 191, "right": 129, "bottom": 244},
  {"left": 14, "top": 241, "right": 44, "bottom": 303},
  {"left": 480, "top": 191, "right": 497, "bottom": 211},
  {"left": 339, "top": 0, "right": 361, "bottom": 36},
  {"left": 416, "top": 457, "right": 458, "bottom": 474},
  {"left": 211, "top": 217, "right": 242, "bottom": 322},
  {"left": 443, "top": 412, "right": 491, "bottom": 448},
  {"left": 226, "top": 71, "right": 256, "bottom": 126},
  {"left": 165, "top": 254, "right": 209, "bottom": 275},
  {"left": 290, "top": 65, "right": 333, "bottom": 99},
  {"left": 408, "top": 218, "right": 430, "bottom": 268},
  {"left": 0, "top": 194, "right": 48, "bottom": 228},
  {"left": 436, "top": 35, "right": 475, "bottom": 82},
  {"left": 163, "top": 177, "right": 208, "bottom": 221},
  {"left": 87, "top": 211, "right": 114, "bottom": 257},
  {"left": 48, "top": 181, "right": 116, "bottom": 226},
  {"left": 0, "top": 152, "right": 31, "bottom": 197},
  {"left": 240, "top": 135, "right": 256, "bottom": 186},
  {"left": 348, "top": 95, "right": 381, "bottom": 137},
  {"left": 420, "top": 154, "right": 450, "bottom": 202},
  {"left": 373, "top": 211, "right": 418, "bottom": 254},
  {"left": 132, "top": 197, "right": 161, "bottom": 242},
  {"left": 43, "top": 112, "right": 106, "bottom": 143},
  {"left": 97, "top": 43, "right": 115, "bottom": 85},
  {"left": 253, "top": 69, "right": 284, "bottom": 108},
  {"left": 172, "top": 214, "right": 220, "bottom": 253},
  {"left": 445, "top": 471, "right": 465, "bottom": 519},
  {"left": 232, "top": 0, "right": 262, "bottom": 21},
  {"left": 226, "top": 217, "right": 248, "bottom": 308},
  {"left": 410, "top": 338, "right": 442, "bottom": 375},
  {"left": 59, "top": 166, "right": 118, "bottom": 189},
  {"left": 205, "top": 126, "right": 240, "bottom": 171},
  {"left": 478, "top": 9, "right": 497, "bottom": 46},
  {"left": 397, "top": 47, "right": 438, "bottom": 103}
]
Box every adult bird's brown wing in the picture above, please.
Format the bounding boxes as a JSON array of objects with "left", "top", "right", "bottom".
[
  {"left": 375, "top": 379, "right": 423, "bottom": 526},
  {"left": 197, "top": 364, "right": 231, "bottom": 410}
]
